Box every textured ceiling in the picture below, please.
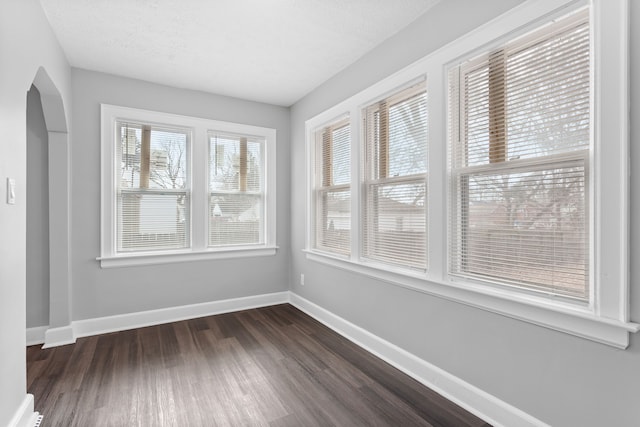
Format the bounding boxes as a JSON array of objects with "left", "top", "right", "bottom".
[{"left": 40, "top": 0, "right": 439, "bottom": 106}]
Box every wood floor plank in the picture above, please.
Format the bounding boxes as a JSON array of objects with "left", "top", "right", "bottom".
[{"left": 27, "top": 304, "right": 490, "bottom": 426}]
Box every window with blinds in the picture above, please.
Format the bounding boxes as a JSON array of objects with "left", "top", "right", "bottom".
[
  {"left": 448, "top": 9, "right": 590, "bottom": 300},
  {"left": 313, "top": 119, "right": 350, "bottom": 255},
  {"left": 363, "top": 82, "right": 428, "bottom": 270},
  {"left": 209, "top": 133, "right": 264, "bottom": 247},
  {"left": 116, "top": 121, "right": 190, "bottom": 252}
]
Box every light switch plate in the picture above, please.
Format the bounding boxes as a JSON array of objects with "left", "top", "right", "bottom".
[{"left": 6, "top": 178, "right": 15, "bottom": 205}]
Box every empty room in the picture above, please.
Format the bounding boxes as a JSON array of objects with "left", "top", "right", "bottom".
[{"left": 2, "top": 0, "right": 639, "bottom": 426}]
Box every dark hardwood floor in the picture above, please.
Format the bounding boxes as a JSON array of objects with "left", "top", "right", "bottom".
[{"left": 27, "top": 304, "right": 490, "bottom": 427}]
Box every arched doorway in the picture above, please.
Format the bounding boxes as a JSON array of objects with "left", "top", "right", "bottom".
[
  {"left": 26, "top": 85, "right": 50, "bottom": 338},
  {"left": 27, "top": 67, "right": 73, "bottom": 347}
]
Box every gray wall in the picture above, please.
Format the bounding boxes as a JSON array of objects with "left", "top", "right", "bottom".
[
  {"left": 0, "top": 0, "right": 71, "bottom": 423},
  {"left": 289, "top": 1, "right": 640, "bottom": 426},
  {"left": 26, "top": 85, "right": 50, "bottom": 328},
  {"left": 69, "top": 69, "right": 290, "bottom": 321}
]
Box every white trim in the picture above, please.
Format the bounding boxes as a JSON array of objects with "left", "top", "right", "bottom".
[
  {"left": 7, "top": 394, "right": 39, "bottom": 427},
  {"left": 26, "top": 326, "right": 48, "bottom": 346},
  {"left": 41, "top": 291, "right": 289, "bottom": 348},
  {"left": 592, "top": 0, "right": 630, "bottom": 320},
  {"left": 288, "top": 292, "right": 548, "bottom": 427},
  {"left": 98, "top": 246, "right": 278, "bottom": 268},
  {"left": 42, "top": 325, "right": 75, "bottom": 348}
]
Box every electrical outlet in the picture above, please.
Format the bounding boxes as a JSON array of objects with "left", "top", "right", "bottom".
[{"left": 300, "top": 274, "right": 305, "bottom": 286}]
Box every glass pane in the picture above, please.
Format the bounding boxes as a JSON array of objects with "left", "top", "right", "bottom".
[
  {"left": 209, "top": 193, "right": 262, "bottom": 246},
  {"left": 454, "top": 164, "right": 588, "bottom": 300},
  {"left": 331, "top": 125, "right": 350, "bottom": 186},
  {"left": 119, "top": 124, "right": 188, "bottom": 190},
  {"left": 209, "top": 134, "right": 262, "bottom": 192},
  {"left": 364, "top": 181, "right": 426, "bottom": 269},
  {"left": 461, "top": 18, "right": 590, "bottom": 166},
  {"left": 117, "top": 192, "right": 189, "bottom": 252},
  {"left": 318, "top": 189, "right": 350, "bottom": 253},
  {"left": 388, "top": 92, "right": 428, "bottom": 177},
  {"left": 505, "top": 21, "right": 590, "bottom": 159}
]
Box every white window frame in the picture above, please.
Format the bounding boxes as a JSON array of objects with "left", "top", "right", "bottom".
[
  {"left": 100, "top": 105, "right": 277, "bottom": 268},
  {"left": 311, "top": 115, "right": 352, "bottom": 256},
  {"left": 304, "top": 0, "right": 638, "bottom": 348}
]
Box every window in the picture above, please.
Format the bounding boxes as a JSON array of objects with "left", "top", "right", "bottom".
[
  {"left": 363, "top": 82, "right": 428, "bottom": 270},
  {"left": 448, "top": 10, "right": 590, "bottom": 301},
  {"left": 306, "top": 0, "right": 637, "bottom": 347},
  {"left": 100, "top": 105, "right": 277, "bottom": 267},
  {"left": 209, "top": 133, "right": 264, "bottom": 247},
  {"left": 312, "top": 118, "right": 351, "bottom": 255},
  {"left": 117, "top": 122, "right": 190, "bottom": 252}
]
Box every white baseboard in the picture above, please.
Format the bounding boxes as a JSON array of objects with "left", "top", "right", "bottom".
[
  {"left": 288, "top": 292, "right": 548, "bottom": 427},
  {"left": 8, "top": 394, "right": 39, "bottom": 427},
  {"left": 41, "top": 291, "right": 289, "bottom": 348},
  {"left": 72, "top": 291, "right": 289, "bottom": 339},
  {"left": 42, "top": 325, "right": 75, "bottom": 349},
  {"left": 26, "top": 326, "right": 48, "bottom": 346}
]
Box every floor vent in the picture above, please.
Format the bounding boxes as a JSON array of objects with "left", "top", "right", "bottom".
[{"left": 33, "top": 415, "right": 44, "bottom": 427}]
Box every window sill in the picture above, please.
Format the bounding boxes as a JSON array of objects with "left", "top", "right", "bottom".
[
  {"left": 304, "top": 250, "right": 639, "bottom": 349},
  {"left": 99, "top": 246, "right": 278, "bottom": 268}
]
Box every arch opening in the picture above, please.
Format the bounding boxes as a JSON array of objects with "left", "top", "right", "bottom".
[{"left": 27, "top": 67, "right": 73, "bottom": 347}]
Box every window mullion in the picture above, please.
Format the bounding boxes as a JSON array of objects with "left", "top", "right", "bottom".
[
  {"left": 350, "top": 110, "right": 360, "bottom": 260},
  {"left": 191, "top": 127, "right": 207, "bottom": 251}
]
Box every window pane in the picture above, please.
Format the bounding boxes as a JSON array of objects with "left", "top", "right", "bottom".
[
  {"left": 388, "top": 92, "right": 428, "bottom": 177},
  {"left": 209, "top": 193, "right": 262, "bottom": 246},
  {"left": 119, "top": 124, "right": 188, "bottom": 190},
  {"left": 364, "top": 181, "right": 426, "bottom": 269},
  {"left": 458, "top": 15, "right": 590, "bottom": 167},
  {"left": 317, "top": 189, "right": 350, "bottom": 254},
  {"left": 363, "top": 82, "right": 428, "bottom": 269},
  {"left": 118, "top": 192, "right": 189, "bottom": 251},
  {"left": 116, "top": 121, "right": 190, "bottom": 253},
  {"left": 313, "top": 119, "right": 351, "bottom": 255},
  {"left": 451, "top": 164, "right": 588, "bottom": 300},
  {"left": 208, "top": 133, "right": 264, "bottom": 247},
  {"left": 209, "top": 134, "right": 262, "bottom": 193},
  {"left": 505, "top": 20, "right": 590, "bottom": 160},
  {"left": 331, "top": 125, "right": 350, "bottom": 186}
]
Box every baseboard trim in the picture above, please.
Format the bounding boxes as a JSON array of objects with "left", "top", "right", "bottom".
[
  {"left": 42, "top": 326, "right": 75, "bottom": 349},
  {"left": 8, "top": 394, "right": 39, "bottom": 427},
  {"left": 26, "top": 326, "right": 48, "bottom": 346},
  {"left": 41, "top": 291, "right": 289, "bottom": 348},
  {"left": 288, "top": 292, "right": 548, "bottom": 427}
]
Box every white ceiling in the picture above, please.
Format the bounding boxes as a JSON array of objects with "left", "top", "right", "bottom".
[{"left": 40, "top": 0, "right": 439, "bottom": 106}]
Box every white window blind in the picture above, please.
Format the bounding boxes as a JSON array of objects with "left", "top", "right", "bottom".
[
  {"left": 313, "top": 119, "right": 351, "bottom": 255},
  {"left": 363, "top": 82, "right": 428, "bottom": 270},
  {"left": 117, "top": 122, "right": 190, "bottom": 252},
  {"left": 209, "top": 133, "right": 264, "bottom": 247},
  {"left": 448, "top": 9, "right": 590, "bottom": 300}
]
